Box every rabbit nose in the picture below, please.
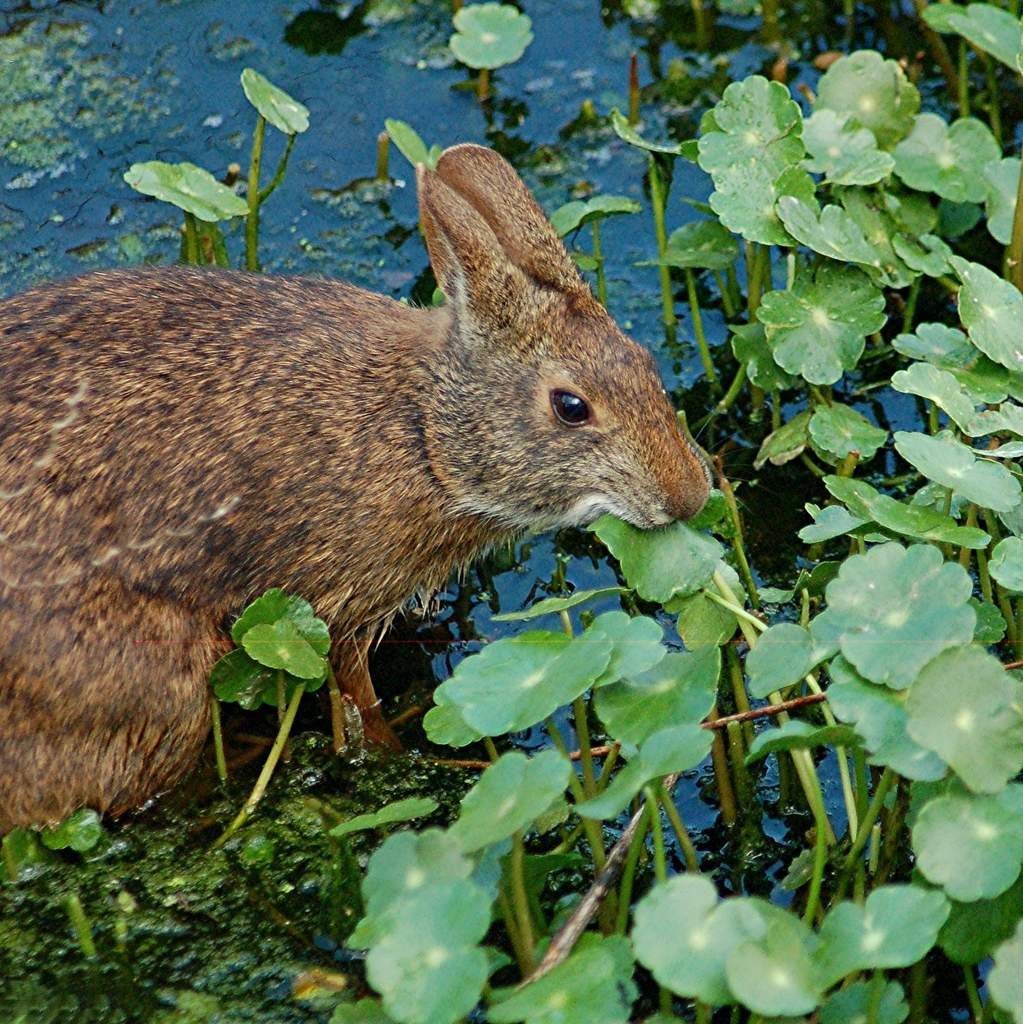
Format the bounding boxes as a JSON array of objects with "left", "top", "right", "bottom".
[{"left": 664, "top": 442, "right": 712, "bottom": 522}]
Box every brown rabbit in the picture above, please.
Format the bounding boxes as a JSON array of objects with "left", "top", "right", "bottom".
[{"left": 0, "top": 144, "right": 710, "bottom": 831}]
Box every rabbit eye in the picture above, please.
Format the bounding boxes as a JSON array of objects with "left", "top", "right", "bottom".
[{"left": 551, "top": 389, "right": 590, "bottom": 426}]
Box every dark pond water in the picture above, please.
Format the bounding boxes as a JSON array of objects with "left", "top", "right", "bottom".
[{"left": 0, "top": 1, "right": 952, "bottom": 1020}]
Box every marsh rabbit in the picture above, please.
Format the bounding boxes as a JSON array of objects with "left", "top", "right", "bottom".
[{"left": 0, "top": 144, "right": 710, "bottom": 831}]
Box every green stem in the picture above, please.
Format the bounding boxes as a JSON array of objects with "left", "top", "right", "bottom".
[
  {"left": 957, "top": 39, "right": 970, "bottom": 118},
  {"left": 615, "top": 802, "right": 651, "bottom": 933},
  {"left": 712, "top": 268, "right": 737, "bottom": 319},
  {"left": 546, "top": 719, "right": 607, "bottom": 871},
  {"left": 963, "top": 964, "right": 983, "bottom": 1022},
  {"left": 210, "top": 695, "right": 227, "bottom": 784},
  {"left": 376, "top": 131, "right": 390, "bottom": 182},
  {"left": 497, "top": 886, "right": 532, "bottom": 976},
  {"left": 833, "top": 768, "right": 896, "bottom": 902},
  {"left": 214, "top": 682, "right": 306, "bottom": 847},
  {"left": 509, "top": 831, "right": 536, "bottom": 969},
  {"left": 573, "top": 697, "right": 598, "bottom": 799},
  {"left": 245, "top": 114, "right": 266, "bottom": 271},
  {"left": 717, "top": 472, "right": 760, "bottom": 608},
  {"left": 592, "top": 220, "right": 608, "bottom": 308},
  {"left": 983, "top": 53, "right": 1002, "bottom": 146},
  {"left": 657, "top": 783, "right": 699, "bottom": 871},
  {"left": 1008, "top": 134, "right": 1023, "bottom": 292},
  {"left": 477, "top": 67, "right": 491, "bottom": 103},
  {"left": 645, "top": 787, "right": 672, "bottom": 1015},
  {"left": 182, "top": 212, "right": 200, "bottom": 265},
  {"left": 685, "top": 268, "right": 719, "bottom": 388},
  {"left": 804, "top": 793, "right": 828, "bottom": 925},
  {"left": 258, "top": 132, "right": 297, "bottom": 204},
  {"left": 66, "top": 892, "right": 97, "bottom": 958},
  {"left": 690, "top": 0, "right": 708, "bottom": 49},
  {"left": 715, "top": 362, "right": 748, "bottom": 415},
  {"left": 648, "top": 156, "right": 676, "bottom": 331}
]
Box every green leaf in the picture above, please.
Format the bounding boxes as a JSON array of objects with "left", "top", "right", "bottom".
[
  {"left": 973, "top": 598, "right": 1007, "bottom": 643},
  {"left": 210, "top": 648, "right": 279, "bottom": 709},
  {"left": 241, "top": 619, "right": 328, "bottom": 681},
  {"left": 823, "top": 476, "right": 991, "bottom": 548},
  {"left": 384, "top": 119, "right": 434, "bottom": 168},
  {"left": 675, "top": 591, "right": 738, "bottom": 648},
  {"left": 986, "top": 157, "right": 1021, "bottom": 244},
  {"left": 913, "top": 786, "right": 1023, "bottom": 901},
  {"left": 449, "top": 3, "right": 533, "bottom": 70},
  {"left": 449, "top": 750, "right": 570, "bottom": 852},
  {"left": 989, "top": 921, "right": 1023, "bottom": 1020},
  {"left": 240, "top": 68, "right": 309, "bottom": 134},
  {"left": 433, "top": 631, "right": 611, "bottom": 737},
  {"left": 585, "top": 611, "right": 666, "bottom": 687},
  {"left": 940, "top": 872, "right": 1023, "bottom": 965},
  {"left": 124, "top": 161, "right": 249, "bottom": 221},
  {"left": 697, "top": 75, "right": 811, "bottom": 245},
  {"left": 330, "top": 798, "right": 439, "bottom": 840},
  {"left": 907, "top": 646, "right": 1023, "bottom": 793},
  {"left": 331, "top": 1000, "right": 396, "bottom": 1024},
  {"left": 952, "top": 256, "right": 1023, "bottom": 373},
  {"left": 798, "top": 503, "right": 869, "bottom": 544},
  {"left": 893, "top": 322, "right": 976, "bottom": 366},
  {"left": 894, "top": 431, "right": 1021, "bottom": 511},
  {"left": 489, "top": 936, "right": 636, "bottom": 1024},
  {"left": 591, "top": 515, "right": 723, "bottom": 603},
  {"left": 610, "top": 109, "right": 686, "bottom": 155},
  {"left": 816, "top": 886, "right": 950, "bottom": 987},
  {"left": 754, "top": 409, "right": 811, "bottom": 469},
  {"left": 892, "top": 232, "right": 953, "bottom": 278},
  {"left": 549, "top": 196, "right": 640, "bottom": 236},
  {"left": 422, "top": 692, "right": 482, "bottom": 748},
  {"left": 893, "top": 115, "right": 999, "bottom": 202},
  {"left": 491, "top": 587, "right": 627, "bottom": 621},
  {"left": 661, "top": 219, "right": 740, "bottom": 270},
  {"left": 838, "top": 189, "right": 915, "bottom": 288},
  {"left": 820, "top": 981, "right": 907, "bottom": 1024},
  {"left": 810, "top": 542, "right": 976, "bottom": 689},
  {"left": 758, "top": 263, "right": 887, "bottom": 385},
  {"left": 827, "top": 657, "right": 947, "bottom": 781},
  {"left": 731, "top": 322, "right": 797, "bottom": 392},
  {"left": 745, "top": 720, "right": 861, "bottom": 764},
  {"left": 891, "top": 363, "right": 980, "bottom": 434},
  {"left": 231, "top": 588, "right": 330, "bottom": 653},
  {"left": 575, "top": 724, "right": 712, "bottom": 820},
  {"left": 776, "top": 197, "right": 887, "bottom": 272},
  {"left": 991, "top": 536, "right": 1023, "bottom": 592},
  {"left": 632, "top": 874, "right": 765, "bottom": 1006},
  {"left": 594, "top": 647, "right": 720, "bottom": 745},
  {"left": 815, "top": 50, "right": 920, "bottom": 149},
  {"left": 922, "top": 2, "right": 1023, "bottom": 69},
  {"left": 809, "top": 404, "right": 887, "bottom": 462},
  {"left": 745, "top": 623, "right": 821, "bottom": 698},
  {"left": 40, "top": 808, "right": 104, "bottom": 853},
  {"left": 801, "top": 108, "right": 895, "bottom": 185}
]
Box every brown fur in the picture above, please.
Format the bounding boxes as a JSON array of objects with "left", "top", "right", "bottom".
[{"left": 0, "top": 144, "right": 709, "bottom": 830}]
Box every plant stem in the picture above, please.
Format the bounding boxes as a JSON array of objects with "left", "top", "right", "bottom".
[
  {"left": 983, "top": 54, "right": 1002, "bottom": 146},
  {"left": 258, "top": 132, "right": 297, "bottom": 204},
  {"left": 498, "top": 886, "right": 532, "bottom": 976},
  {"left": 957, "top": 39, "right": 970, "bottom": 118},
  {"left": 477, "top": 67, "right": 491, "bottom": 103},
  {"left": 592, "top": 220, "right": 608, "bottom": 307},
  {"left": 615, "top": 801, "right": 650, "bottom": 933},
  {"left": 376, "top": 131, "right": 390, "bottom": 181},
  {"left": 716, "top": 471, "right": 759, "bottom": 608},
  {"left": 573, "top": 698, "right": 598, "bottom": 799},
  {"left": 215, "top": 683, "right": 306, "bottom": 847},
  {"left": 644, "top": 787, "right": 672, "bottom": 1015},
  {"left": 245, "top": 114, "right": 266, "bottom": 271},
  {"left": 628, "top": 52, "right": 640, "bottom": 125},
  {"left": 657, "top": 783, "right": 699, "bottom": 871},
  {"left": 182, "top": 212, "right": 200, "bottom": 265},
  {"left": 708, "top": 713, "right": 738, "bottom": 826},
  {"left": 833, "top": 767, "right": 896, "bottom": 902},
  {"left": 325, "top": 666, "right": 346, "bottom": 754},
  {"left": 66, "top": 892, "right": 97, "bottom": 959},
  {"left": 1008, "top": 136, "right": 1023, "bottom": 292},
  {"left": 963, "top": 965, "right": 983, "bottom": 1022},
  {"left": 685, "top": 268, "right": 719, "bottom": 387},
  {"left": 804, "top": 793, "right": 828, "bottom": 925},
  {"left": 648, "top": 155, "right": 676, "bottom": 332},
  {"left": 546, "top": 718, "right": 607, "bottom": 871},
  {"left": 715, "top": 363, "right": 748, "bottom": 415},
  {"left": 713, "top": 269, "right": 737, "bottom": 319},
  {"left": 509, "top": 831, "right": 536, "bottom": 969},
  {"left": 210, "top": 695, "right": 227, "bottom": 783}
]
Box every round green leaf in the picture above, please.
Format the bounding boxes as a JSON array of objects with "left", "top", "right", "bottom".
[
  {"left": 549, "top": 196, "right": 640, "bottom": 237},
  {"left": 815, "top": 50, "right": 920, "bottom": 149},
  {"left": 240, "top": 68, "right": 309, "bottom": 135},
  {"left": 894, "top": 431, "right": 1021, "bottom": 511},
  {"left": 698, "top": 75, "right": 811, "bottom": 245},
  {"left": 891, "top": 363, "right": 980, "bottom": 434},
  {"left": 662, "top": 219, "right": 740, "bottom": 270},
  {"left": 331, "top": 1000, "right": 396, "bottom": 1024},
  {"left": 745, "top": 720, "right": 861, "bottom": 764},
  {"left": 907, "top": 646, "right": 1023, "bottom": 793},
  {"left": 210, "top": 648, "right": 279, "bottom": 709},
  {"left": 811, "top": 542, "right": 975, "bottom": 689},
  {"left": 798, "top": 502, "right": 870, "bottom": 544},
  {"left": 330, "top": 798, "right": 439, "bottom": 840},
  {"left": 489, "top": 936, "right": 636, "bottom": 1024},
  {"left": 594, "top": 646, "right": 719, "bottom": 745},
  {"left": 990, "top": 536, "right": 1023, "bottom": 592},
  {"left": 827, "top": 656, "right": 947, "bottom": 781},
  {"left": 809, "top": 403, "right": 888, "bottom": 462},
  {"left": 449, "top": 3, "right": 533, "bottom": 70},
  {"left": 952, "top": 256, "right": 1023, "bottom": 373},
  {"left": 820, "top": 980, "right": 908, "bottom": 1024},
  {"left": 940, "top": 872, "right": 1023, "bottom": 965},
  {"left": 240, "top": 619, "right": 328, "bottom": 681},
  {"left": 923, "top": 2, "right": 1023, "bottom": 69},
  {"left": 757, "top": 263, "right": 887, "bottom": 386},
  {"left": 422, "top": 696, "right": 481, "bottom": 748},
  {"left": 491, "top": 587, "right": 627, "bottom": 622},
  {"left": 731, "top": 322, "right": 797, "bottom": 392},
  {"left": 777, "top": 197, "right": 887, "bottom": 272},
  {"left": 893, "top": 322, "right": 976, "bottom": 366},
  {"left": 754, "top": 409, "right": 811, "bottom": 469},
  {"left": 449, "top": 750, "right": 570, "bottom": 852},
  {"left": 124, "top": 161, "right": 249, "bottom": 221},
  {"left": 892, "top": 233, "right": 953, "bottom": 278},
  {"left": 816, "top": 885, "right": 950, "bottom": 987},
  {"left": 610, "top": 109, "right": 686, "bottom": 155},
  {"left": 585, "top": 611, "right": 666, "bottom": 687},
  {"left": 674, "top": 591, "right": 738, "bottom": 648},
  {"left": 989, "top": 921, "right": 1023, "bottom": 1020},
  {"left": 802, "top": 108, "right": 895, "bottom": 186},
  {"left": 822, "top": 476, "right": 991, "bottom": 548},
  {"left": 893, "top": 115, "right": 999, "bottom": 202},
  {"left": 745, "top": 623, "right": 820, "bottom": 698},
  {"left": 575, "top": 723, "right": 712, "bottom": 820},
  {"left": 231, "top": 587, "right": 330, "bottom": 653},
  {"left": 632, "top": 875, "right": 766, "bottom": 1006},
  {"left": 986, "top": 157, "right": 1020, "bottom": 244},
  {"left": 913, "top": 786, "right": 1023, "bottom": 901},
  {"left": 40, "top": 808, "right": 104, "bottom": 853},
  {"left": 433, "top": 631, "right": 612, "bottom": 737},
  {"left": 385, "top": 119, "right": 436, "bottom": 170},
  {"left": 591, "top": 515, "right": 723, "bottom": 603}
]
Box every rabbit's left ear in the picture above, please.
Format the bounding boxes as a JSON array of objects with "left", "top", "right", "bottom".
[{"left": 433, "top": 144, "right": 585, "bottom": 295}]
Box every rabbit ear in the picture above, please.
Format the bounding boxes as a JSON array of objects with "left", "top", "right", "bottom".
[
  {"left": 417, "top": 163, "right": 527, "bottom": 333},
  {"left": 433, "top": 144, "right": 585, "bottom": 294}
]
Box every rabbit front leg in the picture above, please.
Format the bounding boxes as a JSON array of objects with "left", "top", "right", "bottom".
[{"left": 333, "top": 631, "right": 401, "bottom": 751}]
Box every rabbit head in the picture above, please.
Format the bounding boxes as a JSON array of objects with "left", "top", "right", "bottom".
[{"left": 417, "top": 144, "right": 711, "bottom": 534}]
